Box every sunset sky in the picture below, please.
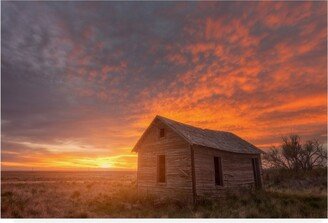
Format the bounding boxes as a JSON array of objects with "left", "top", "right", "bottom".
[{"left": 2, "top": 2, "right": 327, "bottom": 170}]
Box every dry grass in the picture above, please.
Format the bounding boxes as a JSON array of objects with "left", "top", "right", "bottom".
[
  {"left": 1, "top": 169, "right": 327, "bottom": 218},
  {"left": 1, "top": 171, "right": 137, "bottom": 218}
]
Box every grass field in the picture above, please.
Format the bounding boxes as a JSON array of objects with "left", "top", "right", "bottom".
[{"left": 1, "top": 169, "right": 327, "bottom": 218}]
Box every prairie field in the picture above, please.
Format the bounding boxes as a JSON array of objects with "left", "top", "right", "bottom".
[{"left": 1, "top": 169, "right": 327, "bottom": 218}]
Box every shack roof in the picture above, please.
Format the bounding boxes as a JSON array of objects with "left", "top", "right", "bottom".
[{"left": 132, "top": 115, "right": 264, "bottom": 154}]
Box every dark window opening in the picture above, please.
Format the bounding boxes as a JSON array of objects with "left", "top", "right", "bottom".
[
  {"left": 252, "top": 158, "right": 262, "bottom": 188},
  {"left": 159, "top": 128, "right": 165, "bottom": 138},
  {"left": 157, "top": 155, "right": 166, "bottom": 183},
  {"left": 214, "top": 156, "right": 223, "bottom": 186}
]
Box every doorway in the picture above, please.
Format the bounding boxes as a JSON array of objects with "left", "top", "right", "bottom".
[{"left": 251, "top": 158, "right": 262, "bottom": 189}]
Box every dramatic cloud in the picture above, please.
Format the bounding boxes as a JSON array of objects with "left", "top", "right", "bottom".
[{"left": 2, "top": 2, "right": 327, "bottom": 170}]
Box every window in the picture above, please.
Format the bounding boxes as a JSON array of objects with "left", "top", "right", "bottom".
[
  {"left": 214, "top": 156, "right": 223, "bottom": 186},
  {"left": 159, "top": 128, "right": 165, "bottom": 138},
  {"left": 157, "top": 155, "right": 166, "bottom": 183}
]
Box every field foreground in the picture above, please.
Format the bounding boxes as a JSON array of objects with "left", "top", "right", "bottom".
[{"left": 1, "top": 169, "right": 327, "bottom": 218}]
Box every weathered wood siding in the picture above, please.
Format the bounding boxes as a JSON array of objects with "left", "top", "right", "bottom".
[
  {"left": 137, "top": 119, "right": 193, "bottom": 199},
  {"left": 193, "top": 145, "right": 262, "bottom": 198}
]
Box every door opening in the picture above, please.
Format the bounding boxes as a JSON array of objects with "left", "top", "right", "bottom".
[{"left": 251, "top": 158, "right": 262, "bottom": 189}]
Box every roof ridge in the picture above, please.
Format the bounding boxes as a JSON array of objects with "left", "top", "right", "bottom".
[
  {"left": 157, "top": 115, "right": 230, "bottom": 134},
  {"left": 156, "top": 115, "right": 200, "bottom": 128}
]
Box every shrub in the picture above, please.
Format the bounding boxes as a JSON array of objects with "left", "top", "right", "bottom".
[{"left": 263, "top": 135, "right": 327, "bottom": 171}]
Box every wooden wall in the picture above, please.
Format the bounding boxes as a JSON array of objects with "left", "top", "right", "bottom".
[
  {"left": 137, "top": 119, "right": 193, "bottom": 200},
  {"left": 193, "top": 145, "right": 262, "bottom": 198}
]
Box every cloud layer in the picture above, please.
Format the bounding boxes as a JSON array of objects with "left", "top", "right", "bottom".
[{"left": 2, "top": 2, "right": 327, "bottom": 170}]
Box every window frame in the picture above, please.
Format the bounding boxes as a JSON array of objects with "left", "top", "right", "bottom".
[{"left": 214, "top": 156, "right": 224, "bottom": 186}]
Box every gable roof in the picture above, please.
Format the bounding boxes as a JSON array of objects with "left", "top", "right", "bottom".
[{"left": 132, "top": 115, "right": 264, "bottom": 154}]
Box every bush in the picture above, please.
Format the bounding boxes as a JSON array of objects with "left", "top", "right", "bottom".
[{"left": 263, "top": 135, "right": 327, "bottom": 171}]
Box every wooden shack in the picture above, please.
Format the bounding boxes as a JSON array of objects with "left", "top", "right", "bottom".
[{"left": 132, "top": 115, "right": 264, "bottom": 203}]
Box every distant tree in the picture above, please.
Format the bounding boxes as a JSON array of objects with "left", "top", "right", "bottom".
[{"left": 263, "top": 135, "right": 327, "bottom": 171}]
